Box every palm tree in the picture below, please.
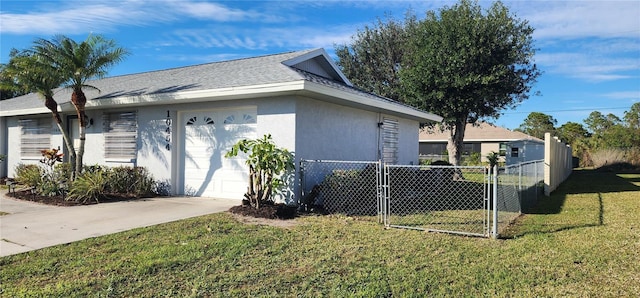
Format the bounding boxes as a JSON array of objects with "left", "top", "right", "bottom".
[
  {"left": 31, "top": 35, "right": 128, "bottom": 176},
  {"left": 1, "top": 49, "right": 77, "bottom": 179}
]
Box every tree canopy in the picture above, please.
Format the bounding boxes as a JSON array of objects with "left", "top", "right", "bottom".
[
  {"left": 335, "top": 15, "right": 416, "bottom": 101},
  {"left": 4, "top": 35, "right": 128, "bottom": 179},
  {"left": 516, "top": 112, "right": 557, "bottom": 140},
  {"left": 336, "top": 0, "right": 541, "bottom": 165}
]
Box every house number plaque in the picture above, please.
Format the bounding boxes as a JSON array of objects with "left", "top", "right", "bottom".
[{"left": 165, "top": 110, "right": 171, "bottom": 151}]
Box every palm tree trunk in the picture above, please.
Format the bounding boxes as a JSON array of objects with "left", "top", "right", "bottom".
[
  {"left": 71, "top": 88, "right": 88, "bottom": 176},
  {"left": 44, "top": 95, "right": 76, "bottom": 180}
]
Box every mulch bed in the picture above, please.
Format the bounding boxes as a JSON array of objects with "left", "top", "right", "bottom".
[
  {"left": 5, "top": 189, "right": 141, "bottom": 206},
  {"left": 6, "top": 186, "right": 302, "bottom": 221},
  {"left": 228, "top": 202, "right": 298, "bottom": 220}
]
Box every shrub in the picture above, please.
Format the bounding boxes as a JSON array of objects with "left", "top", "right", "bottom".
[
  {"left": 153, "top": 180, "right": 172, "bottom": 196},
  {"left": 14, "top": 164, "right": 42, "bottom": 188},
  {"left": 225, "top": 134, "right": 295, "bottom": 209},
  {"left": 54, "top": 163, "right": 72, "bottom": 182},
  {"left": 319, "top": 165, "right": 378, "bottom": 216},
  {"left": 465, "top": 152, "right": 482, "bottom": 166},
  {"left": 67, "top": 169, "right": 107, "bottom": 203},
  {"left": 106, "top": 166, "right": 154, "bottom": 196}
]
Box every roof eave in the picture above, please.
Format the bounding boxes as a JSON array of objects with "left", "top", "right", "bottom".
[
  {"left": 2, "top": 79, "right": 444, "bottom": 123},
  {"left": 301, "top": 81, "right": 443, "bottom": 123}
]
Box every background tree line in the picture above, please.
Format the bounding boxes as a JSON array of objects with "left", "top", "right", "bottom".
[{"left": 515, "top": 103, "right": 640, "bottom": 167}]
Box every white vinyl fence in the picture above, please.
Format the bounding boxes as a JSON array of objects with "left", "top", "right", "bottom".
[{"left": 544, "top": 133, "right": 573, "bottom": 195}]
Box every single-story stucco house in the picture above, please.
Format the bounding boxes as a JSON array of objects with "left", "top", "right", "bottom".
[
  {"left": 0, "top": 48, "right": 442, "bottom": 202},
  {"left": 419, "top": 122, "right": 543, "bottom": 163}
]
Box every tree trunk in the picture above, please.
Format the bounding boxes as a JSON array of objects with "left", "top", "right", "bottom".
[
  {"left": 45, "top": 95, "right": 76, "bottom": 181},
  {"left": 447, "top": 118, "right": 467, "bottom": 166},
  {"left": 71, "top": 88, "right": 88, "bottom": 176}
]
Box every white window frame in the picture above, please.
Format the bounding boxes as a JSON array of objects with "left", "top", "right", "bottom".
[
  {"left": 19, "top": 118, "right": 51, "bottom": 158},
  {"left": 103, "top": 111, "right": 138, "bottom": 161}
]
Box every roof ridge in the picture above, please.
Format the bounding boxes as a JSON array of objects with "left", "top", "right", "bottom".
[{"left": 96, "top": 49, "right": 317, "bottom": 81}]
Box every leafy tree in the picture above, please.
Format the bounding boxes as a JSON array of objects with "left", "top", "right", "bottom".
[
  {"left": 624, "top": 102, "right": 640, "bottom": 129},
  {"left": 516, "top": 112, "right": 557, "bottom": 139},
  {"left": 335, "top": 15, "right": 416, "bottom": 101},
  {"left": 225, "top": 134, "right": 295, "bottom": 209},
  {"left": 0, "top": 55, "right": 28, "bottom": 100},
  {"left": 1, "top": 49, "right": 77, "bottom": 178},
  {"left": 583, "top": 110, "right": 639, "bottom": 149},
  {"left": 557, "top": 121, "right": 590, "bottom": 146},
  {"left": 403, "top": 0, "right": 540, "bottom": 165},
  {"left": 30, "top": 35, "right": 128, "bottom": 176},
  {"left": 584, "top": 111, "right": 621, "bottom": 135}
]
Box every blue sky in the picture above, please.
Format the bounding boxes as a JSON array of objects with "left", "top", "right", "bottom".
[{"left": 1, "top": 0, "right": 639, "bottom": 130}]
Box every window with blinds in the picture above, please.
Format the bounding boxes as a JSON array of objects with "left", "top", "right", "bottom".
[
  {"left": 103, "top": 111, "right": 137, "bottom": 160},
  {"left": 381, "top": 118, "right": 399, "bottom": 164},
  {"left": 19, "top": 118, "right": 51, "bottom": 157}
]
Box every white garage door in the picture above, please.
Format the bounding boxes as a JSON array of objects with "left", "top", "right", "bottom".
[{"left": 182, "top": 107, "right": 257, "bottom": 198}]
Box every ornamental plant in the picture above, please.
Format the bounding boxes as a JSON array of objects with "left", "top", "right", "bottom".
[{"left": 225, "top": 134, "right": 294, "bottom": 209}]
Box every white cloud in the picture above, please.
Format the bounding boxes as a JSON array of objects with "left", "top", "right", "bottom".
[
  {"left": 515, "top": 1, "right": 640, "bottom": 40},
  {"left": 536, "top": 52, "right": 638, "bottom": 82},
  {"left": 164, "top": 1, "right": 270, "bottom": 22},
  {"left": 161, "top": 24, "right": 358, "bottom": 52},
  {"left": 603, "top": 91, "right": 640, "bottom": 100},
  {"left": 0, "top": 0, "right": 271, "bottom": 35}
]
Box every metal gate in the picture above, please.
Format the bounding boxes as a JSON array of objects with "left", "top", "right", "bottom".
[
  {"left": 383, "top": 164, "right": 491, "bottom": 237},
  {"left": 300, "top": 160, "right": 544, "bottom": 238}
]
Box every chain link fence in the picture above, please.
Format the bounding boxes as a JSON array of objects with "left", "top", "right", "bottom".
[
  {"left": 494, "top": 160, "right": 544, "bottom": 234},
  {"left": 385, "top": 165, "right": 489, "bottom": 237},
  {"left": 299, "top": 159, "right": 545, "bottom": 238},
  {"left": 299, "top": 160, "right": 381, "bottom": 219}
]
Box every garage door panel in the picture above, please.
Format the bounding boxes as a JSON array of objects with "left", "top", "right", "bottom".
[{"left": 182, "top": 108, "right": 256, "bottom": 198}]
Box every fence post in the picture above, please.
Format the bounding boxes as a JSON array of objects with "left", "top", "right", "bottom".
[
  {"left": 486, "top": 167, "right": 491, "bottom": 236},
  {"left": 376, "top": 160, "right": 382, "bottom": 224},
  {"left": 492, "top": 165, "right": 499, "bottom": 239},
  {"left": 382, "top": 161, "right": 390, "bottom": 227}
]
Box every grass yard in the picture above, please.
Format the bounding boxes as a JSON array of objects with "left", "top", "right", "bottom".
[{"left": 1, "top": 169, "right": 639, "bottom": 297}]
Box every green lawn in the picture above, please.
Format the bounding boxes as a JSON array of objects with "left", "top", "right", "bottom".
[{"left": 1, "top": 169, "right": 639, "bottom": 297}]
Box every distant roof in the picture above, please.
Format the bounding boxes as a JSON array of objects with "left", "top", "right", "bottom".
[
  {"left": 420, "top": 122, "right": 543, "bottom": 142},
  {"left": 0, "top": 48, "right": 442, "bottom": 123}
]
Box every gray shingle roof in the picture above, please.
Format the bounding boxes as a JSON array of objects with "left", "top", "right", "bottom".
[
  {"left": 0, "top": 48, "right": 440, "bottom": 123},
  {"left": 1, "top": 49, "right": 316, "bottom": 112}
]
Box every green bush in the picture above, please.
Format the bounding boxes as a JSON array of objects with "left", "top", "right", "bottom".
[
  {"left": 464, "top": 152, "right": 482, "bottom": 166},
  {"left": 14, "top": 164, "right": 43, "bottom": 188},
  {"left": 54, "top": 163, "right": 73, "bottom": 182},
  {"left": 68, "top": 169, "right": 107, "bottom": 203},
  {"left": 106, "top": 166, "right": 155, "bottom": 197}
]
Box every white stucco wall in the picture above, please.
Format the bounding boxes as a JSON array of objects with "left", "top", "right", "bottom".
[
  {"left": 4, "top": 95, "right": 423, "bottom": 203},
  {"left": 295, "top": 97, "right": 379, "bottom": 162},
  {"left": 396, "top": 116, "right": 420, "bottom": 165},
  {"left": 0, "top": 117, "right": 7, "bottom": 178}
]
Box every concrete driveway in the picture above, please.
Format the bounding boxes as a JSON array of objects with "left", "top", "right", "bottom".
[{"left": 0, "top": 192, "right": 237, "bottom": 257}]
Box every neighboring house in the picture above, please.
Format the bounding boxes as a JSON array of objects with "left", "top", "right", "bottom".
[
  {"left": 419, "top": 122, "right": 543, "bottom": 163},
  {"left": 0, "top": 48, "right": 442, "bottom": 202},
  {"left": 504, "top": 139, "right": 544, "bottom": 165}
]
